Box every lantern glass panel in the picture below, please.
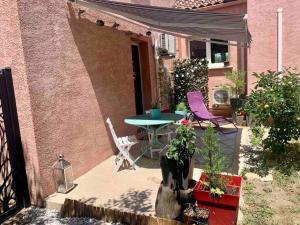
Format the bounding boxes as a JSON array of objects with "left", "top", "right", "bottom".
[{"left": 52, "top": 154, "right": 74, "bottom": 193}]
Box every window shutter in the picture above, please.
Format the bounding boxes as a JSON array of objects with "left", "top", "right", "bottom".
[
  {"left": 159, "top": 33, "right": 166, "bottom": 49},
  {"left": 168, "top": 35, "right": 176, "bottom": 55}
]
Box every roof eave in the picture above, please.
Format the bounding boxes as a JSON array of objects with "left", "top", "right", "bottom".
[{"left": 193, "top": 0, "right": 247, "bottom": 11}]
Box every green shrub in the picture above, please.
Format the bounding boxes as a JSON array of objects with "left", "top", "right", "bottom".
[
  {"left": 175, "top": 102, "right": 187, "bottom": 111},
  {"left": 243, "top": 69, "right": 300, "bottom": 152},
  {"left": 224, "top": 70, "right": 246, "bottom": 98},
  {"left": 173, "top": 58, "right": 209, "bottom": 105}
]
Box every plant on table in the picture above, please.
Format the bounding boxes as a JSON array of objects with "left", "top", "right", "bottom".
[
  {"left": 175, "top": 102, "right": 188, "bottom": 117},
  {"left": 176, "top": 102, "right": 187, "bottom": 112},
  {"left": 150, "top": 99, "right": 161, "bottom": 119},
  {"left": 243, "top": 69, "right": 300, "bottom": 153},
  {"left": 151, "top": 98, "right": 160, "bottom": 109},
  {"left": 199, "top": 124, "right": 229, "bottom": 198}
]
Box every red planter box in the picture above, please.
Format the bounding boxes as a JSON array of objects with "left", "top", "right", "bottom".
[
  {"left": 194, "top": 173, "right": 242, "bottom": 208},
  {"left": 193, "top": 173, "right": 242, "bottom": 225}
]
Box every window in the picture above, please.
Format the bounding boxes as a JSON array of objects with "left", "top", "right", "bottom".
[
  {"left": 190, "top": 41, "right": 206, "bottom": 59},
  {"left": 211, "top": 39, "right": 229, "bottom": 63},
  {"left": 189, "top": 39, "right": 229, "bottom": 67}
]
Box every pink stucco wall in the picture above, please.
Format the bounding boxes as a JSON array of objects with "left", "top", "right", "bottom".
[
  {"left": 0, "top": 0, "right": 157, "bottom": 203},
  {"left": 204, "top": 3, "right": 247, "bottom": 107},
  {"left": 175, "top": 2, "right": 247, "bottom": 108},
  {"left": 0, "top": 0, "right": 44, "bottom": 205},
  {"left": 247, "top": 0, "right": 300, "bottom": 90}
]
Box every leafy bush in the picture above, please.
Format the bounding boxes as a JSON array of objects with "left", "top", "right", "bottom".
[
  {"left": 173, "top": 58, "right": 209, "bottom": 105},
  {"left": 224, "top": 70, "right": 246, "bottom": 98},
  {"left": 166, "top": 120, "right": 198, "bottom": 165},
  {"left": 243, "top": 69, "right": 300, "bottom": 152},
  {"left": 175, "top": 102, "right": 187, "bottom": 111}
]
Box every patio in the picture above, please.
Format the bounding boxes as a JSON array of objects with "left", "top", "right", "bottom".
[{"left": 45, "top": 124, "right": 247, "bottom": 216}]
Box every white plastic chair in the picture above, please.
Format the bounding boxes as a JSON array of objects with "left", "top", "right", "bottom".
[{"left": 106, "top": 118, "right": 138, "bottom": 172}]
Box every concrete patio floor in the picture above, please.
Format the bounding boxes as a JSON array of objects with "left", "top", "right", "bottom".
[{"left": 46, "top": 124, "right": 248, "bottom": 216}]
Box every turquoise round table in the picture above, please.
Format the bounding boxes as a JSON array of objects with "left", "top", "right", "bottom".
[
  {"left": 125, "top": 113, "right": 183, "bottom": 126},
  {"left": 124, "top": 113, "right": 183, "bottom": 160}
]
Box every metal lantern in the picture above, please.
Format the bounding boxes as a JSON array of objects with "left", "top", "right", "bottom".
[{"left": 52, "top": 154, "right": 74, "bottom": 193}]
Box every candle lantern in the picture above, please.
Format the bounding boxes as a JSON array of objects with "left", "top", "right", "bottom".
[{"left": 52, "top": 154, "right": 74, "bottom": 193}]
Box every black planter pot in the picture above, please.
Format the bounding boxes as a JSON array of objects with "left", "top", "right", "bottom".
[
  {"left": 155, "top": 156, "right": 195, "bottom": 220},
  {"left": 160, "top": 155, "right": 193, "bottom": 190},
  {"left": 230, "top": 98, "right": 245, "bottom": 111}
]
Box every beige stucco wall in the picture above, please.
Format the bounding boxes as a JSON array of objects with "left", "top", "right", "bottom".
[
  {"left": 247, "top": 0, "right": 300, "bottom": 90},
  {"left": 0, "top": 0, "right": 157, "bottom": 203}
]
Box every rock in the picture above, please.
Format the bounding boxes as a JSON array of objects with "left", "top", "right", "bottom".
[
  {"left": 245, "top": 172, "right": 260, "bottom": 180},
  {"left": 260, "top": 174, "right": 273, "bottom": 182},
  {"left": 237, "top": 210, "right": 244, "bottom": 225},
  {"left": 239, "top": 195, "right": 245, "bottom": 208}
]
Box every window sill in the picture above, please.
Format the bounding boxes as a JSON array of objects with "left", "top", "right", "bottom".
[{"left": 208, "top": 65, "right": 233, "bottom": 70}]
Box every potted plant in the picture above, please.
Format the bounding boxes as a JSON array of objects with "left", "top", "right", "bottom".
[
  {"left": 193, "top": 125, "right": 242, "bottom": 209},
  {"left": 155, "top": 120, "right": 198, "bottom": 220},
  {"left": 175, "top": 102, "right": 187, "bottom": 116},
  {"left": 183, "top": 204, "right": 209, "bottom": 224},
  {"left": 235, "top": 111, "right": 246, "bottom": 126},
  {"left": 161, "top": 120, "right": 199, "bottom": 190},
  {"left": 150, "top": 100, "right": 161, "bottom": 119},
  {"left": 224, "top": 70, "right": 246, "bottom": 111}
]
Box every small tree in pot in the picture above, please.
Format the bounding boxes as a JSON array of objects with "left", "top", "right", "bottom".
[
  {"left": 194, "top": 125, "right": 242, "bottom": 210},
  {"left": 224, "top": 70, "right": 246, "bottom": 111}
]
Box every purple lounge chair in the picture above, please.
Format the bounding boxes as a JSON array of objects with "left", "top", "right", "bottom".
[{"left": 187, "top": 91, "right": 238, "bottom": 134}]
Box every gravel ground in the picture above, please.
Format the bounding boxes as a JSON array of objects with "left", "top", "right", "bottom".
[{"left": 3, "top": 207, "right": 123, "bottom": 225}]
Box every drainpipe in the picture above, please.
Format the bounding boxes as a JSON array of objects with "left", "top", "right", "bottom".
[{"left": 277, "top": 8, "right": 283, "bottom": 75}]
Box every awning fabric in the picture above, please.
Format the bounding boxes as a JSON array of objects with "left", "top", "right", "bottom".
[{"left": 75, "top": 0, "right": 251, "bottom": 44}]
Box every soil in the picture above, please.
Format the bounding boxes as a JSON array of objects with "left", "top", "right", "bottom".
[{"left": 242, "top": 171, "right": 300, "bottom": 225}]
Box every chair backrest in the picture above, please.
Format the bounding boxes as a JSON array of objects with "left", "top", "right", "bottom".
[
  {"left": 187, "top": 91, "right": 211, "bottom": 119},
  {"left": 106, "top": 118, "right": 121, "bottom": 148}
]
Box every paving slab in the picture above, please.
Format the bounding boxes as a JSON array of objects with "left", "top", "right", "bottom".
[{"left": 46, "top": 125, "right": 248, "bottom": 216}]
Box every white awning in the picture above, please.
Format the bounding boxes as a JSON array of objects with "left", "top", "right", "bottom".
[{"left": 73, "top": 0, "right": 251, "bottom": 45}]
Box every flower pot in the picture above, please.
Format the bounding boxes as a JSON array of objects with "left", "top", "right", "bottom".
[
  {"left": 230, "top": 98, "right": 245, "bottom": 111},
  {"left": 160, "top": 155, "right": 193, "bottom": 190},
  {"left": 150, "top": 108, "right": 161, "bottom": 119},
  {"left": 236, "top": 114, "right": 245, "bottom": 126},
  {"left": 183, "top": 214, "right": 194, "bottom": 224},
  {"left": 193, "top": 173, "right": 242, "bottom": 208},
  {"left": 183, "top": 204, "right": 210, "bottom": 225},
  {"left": 193, "top": 174, "right": 242, "bottom": 225}
]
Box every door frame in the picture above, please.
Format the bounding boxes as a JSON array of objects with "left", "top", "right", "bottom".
[{"left": 131, "top": 43, "right": 145, "bottom": 114}]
